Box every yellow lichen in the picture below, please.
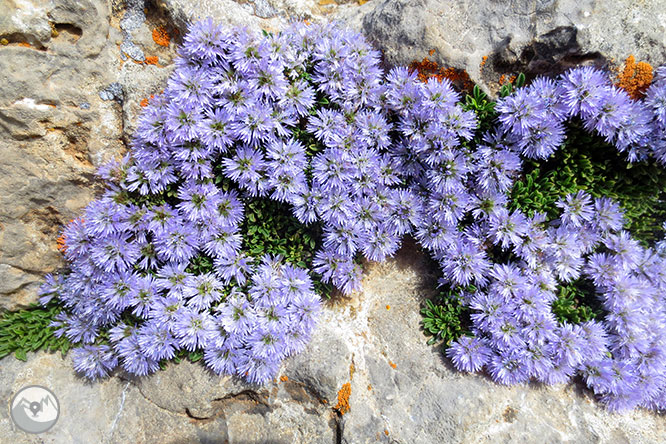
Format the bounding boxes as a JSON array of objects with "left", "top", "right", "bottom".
[
  {"left": 144, "top": 56, "right": 160, "bottom": 66},
  {"left": 56, "top": 234, "right": 67, "bottom": 254}
]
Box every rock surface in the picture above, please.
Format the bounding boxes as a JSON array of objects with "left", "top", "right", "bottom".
[
  {"left": 0, "top": 0, "right": 177, "bottom": 310},
  {"left": 342, "top": 0, "right": 666, "bottom": 94},
  {"left": 2, "top": 0, "right": 666, "bottom": 442},
  {"left": 1, "top": 243, "right": 666, "bottom": 443}
]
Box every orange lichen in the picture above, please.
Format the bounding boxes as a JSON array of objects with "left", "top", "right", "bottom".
[
  {"left": 616, "top": 55, "right": 653, "bottom": 100},
  {"left": 428, "top": 49, "right": 436, "bottom": 57},
  {"left": 367, "top": 384, "right": 372, "bottom": 391},
  {"left": 56, "top": 219, "right": 78, "bottom": 254},
  {"left": 140, "top": 94, "right": 155, "bottom": 107},
  {"left": 152, "top": 26, "right": 171, "bottom": 47},
  {"left": 357, "top": 0, "right": 368, "bottom": 4},
  {"left": 56, "top": 233, "right": 67, "bottom": 254},
  {"left": 408, "top": 57, "right": 474, "bottom": 92},
  {"left": 480, "top": 55, "right": 488, "bottom": 68},
  {"left": 498, "top": 74, "right": 506, "bottom": 85},
  {"left": 384, "top": 430, "right": 390, "bottom": 436},
  {"left": 334, "top": 382, "right": 351, "bottom": 415},
  {"left": 385, "top": 304, "right": 390, "bottom": 310},
  {"left": 280, "top": 375, "right": 289, "bottom": 382},
  {"left": 145, "top": 56, "right": 160, "bottom": 65},
  {"left": 17, "top": 42, "right": 31, "bottom": 48},
  {"left": 388, "top": 360, "right": 397, "bottom": 369},
  {"left": 349, "top": 362, "right": 355, "bottom": 380}
]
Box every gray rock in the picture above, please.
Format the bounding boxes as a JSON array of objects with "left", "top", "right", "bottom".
[
  {"left": 0, "top": 0, "right": 178, "bottom": 310},
  {"left": 99, "top": 82, "right": 125, "bottom": 102},
  {"left": 339, "top": 0, "right": 666, "bottom": 95},
  {"left": 252, "top": 0, "right": 279, "bottom": 19}
]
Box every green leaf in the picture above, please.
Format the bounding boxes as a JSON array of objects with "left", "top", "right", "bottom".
[
  {"left": 515, "top": 72, "right": 526, "bottom": 88},
  {"left": 14, "top": 349, "right": 27, "bottom": 362}
]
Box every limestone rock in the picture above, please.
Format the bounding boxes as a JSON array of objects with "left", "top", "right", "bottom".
[
  {"left": 339, "top": 0, "right": 666, "bottom": 95},
  {"left": 0, "top": 0, "right": 177, "bottom": 310}
]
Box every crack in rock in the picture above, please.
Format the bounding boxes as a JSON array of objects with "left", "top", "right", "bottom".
[{"left": 106, "top": 381, "right": 131, "bottom": 443}]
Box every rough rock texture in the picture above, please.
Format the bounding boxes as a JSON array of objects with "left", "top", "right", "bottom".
[
  {"left": 2, "top": 243, "right": 666, "bottom": 443},
  {"left": 0, "top": 0, "right": 177, "bottom": 310},
  {"left": 339, "top": 0, "right": 666, "bottom": 94},
  {"left": 2, "top": 0, "right": 666, "bottom": 442}
]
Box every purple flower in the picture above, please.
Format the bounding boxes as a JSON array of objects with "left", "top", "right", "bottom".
[
  {"left": 439, "top": 238, "right": 491, "bottom": 287},
  {"left": 559, "top": 66, "right": 609, "bottom": 119},
  {"left": 138, "top": 321, "right": 179, "bottom": 361},
  {"left": 115, "top": 333, "right": 160, "bottom": 376},
  {"left": 496, "top": 88, "right": 546, "bottom": 136},
  {"left": 446, "top": 336, "right": 491, "bottom": 372},
  {"left": 72, "top": 345, "right": 118, "bottom": 380},
  {"left": 173, "top": 308, "right": 216, "bottom": 351},
  {"left": 154, "top": 219, "right": 199, "bottom": 263},
  {"left": 182, "top": 17, "right": 230, "bottom": 61},
  {"left": 487, "top": 349, "right": 530, "bottom": 385},
  {"left": 218, "top": 291, "right": 256, "bottom": 336},
  {"left": 183, "top": 273, "right": 224, "bottom": 310},
  {"left": 556, "top": 191, "right": 595, "bottom": 227}
]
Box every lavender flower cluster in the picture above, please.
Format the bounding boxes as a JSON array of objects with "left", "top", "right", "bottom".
[
  {"left": 37, "top": 17, "right": 666, "bottom": 410},
  {"left": 439, "top": 68, "right": 666, "bottom": 411}
]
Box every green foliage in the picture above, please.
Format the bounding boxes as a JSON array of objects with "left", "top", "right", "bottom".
[
  {"left": 242, "top": 198, "right": 319, "bottom": 266},
  {"left": 551, "top": 279, "right": 602, "bottom": 324},
  {"left": 0, "top": 300, "right": 71, "bottom": 361},
  {"left": 462, "top": 85, "right": 497, "bottom": 136},
  {"left": 499, "top": 72, "right": 525, "bottom": 98},
  {"left": 241, "top": 197, "right": 333, "bottom": 298},
  {"left": 420, "top": 287, "right": 471, "bottom": 346},
  {"left": 186, "top": 254, "right": 215, "bottom": 275},
  {"left": 510, "top": 118, "right": 666, "bottom": 246}
]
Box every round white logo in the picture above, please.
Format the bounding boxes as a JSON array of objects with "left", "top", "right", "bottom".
[{"left": 10, "top": 385, "right": 60, "bottom": 434}]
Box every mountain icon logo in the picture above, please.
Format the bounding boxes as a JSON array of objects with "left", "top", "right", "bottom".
[{"left": 10, "top": 385, "right": 60, "bottom": 434}]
